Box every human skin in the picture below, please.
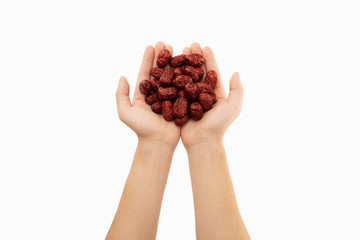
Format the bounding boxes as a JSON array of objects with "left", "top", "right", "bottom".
[
  {"left": 181, "top": 43, "right": 250, "bottom": 240},
  {"left": 106, "top": 42, "right": 179, "bottom": 240},
  {"left": 107, "top": 42, "right": 250, "bottom": 240}
]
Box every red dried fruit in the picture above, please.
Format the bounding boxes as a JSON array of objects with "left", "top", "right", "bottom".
[
  {"left": 162, "top": 100, "right": 173, "bottom": 121},
  {"left": 174, "top": 67, "right": 183, "bottom": 76},
  {"left": 139, "top": 80, "right": 152, "bottom": 95},
  {"left": 195, "top": 67, "right": 204, "bottom": 79},
  {"left": 173, "top": 75, "right": 193, "bottom": 89},
  {"left": 189, "top": 102, "right": 203, "bottom": 120},
  {"left": 184, "top": 82, "right": 198, "bottom": 102},
  {"left": 174, "top": 113, "right": 189, "bottom": 127},
  {"left": 170, "top": 54, "right": 187, "bottom": 67},
  {"left": 210, "top": 92, "right": 217, "bottom": 104},
  {"left": 178, "top": 89, "right": 185, "bottom": 97},
  {"left": 157, "top": 49, "right": 171, "bottom": 67},
  {"left": 183, "top": 65, "right": 200, "bottom": 82},
  {"left": 195, "top": 82, "right": 213, "bottom": 93},
  {"left": 151, "top": 101, "right": 162, "bottom": 114},
  {"left": 172, "top": 97, "right": 188, "bottom": 118},
  {"left": 198, "top": 92, "right": 213, "bottom": 111},
  {"left": 159, "top": 68, "right": 174, "bottom": 87},
  {"left": 186, "top": 53, "right": 205, "bottom": 67},
  {"left": 205, "top": 70, "right": 217, "bottom": 88},
  {"left": 138, "top": 48, "right": 218, "bottom": 126},
  {"left": 150, "top": 79, "right": 161, "bottom": 91},
  {"left": 145, "top": 92, "right": 158, "bottom": 105},
  {"left": 157, "top": 87, "right": 178, "bottom": 100},
  {"left": 150, "top": 67, "right": 165, "bottom": 79}
]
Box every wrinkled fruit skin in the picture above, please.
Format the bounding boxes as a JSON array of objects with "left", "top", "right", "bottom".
[
  {"left": 162, "top": 100, "right": 173, "bottom": 121},
  {"left": 184, "top": 82, "right": 198, "bottom": 102},
  {"left": 174, "top": 67, "right": 183, "bottom": 76},
  {"left": 186, "top": 53, "right": 205, "bottom": 67},
  {"left": 195, "top": 67, "right": 204, "bottom": 79},
  {"left": 172, "top": 97, "right": 188, "bottom": 118},
  {"left": 205, "top": 70, "right": 217, "bottom": 88},
  {"left": 145, "top": 92, "right": 158, "bottom": 105},
  {"left": 183, "top": 65, "right": 200, "bottom": 82},
  {"left": 157, "top": 49, "right": 171, "bottom": 67},
  {"left": 138, "top": 50, "right": 218, "bottom": 125},
  {"left": 173, "top": 75, "right": 192, "bottom": 89},
  {"left": 139, "top": 80, "right": 152, "bottom": 95},
  {"left": 159, "top": 68, "right": 174, "bottom": 87},
  {"left": 178, "top": 89, "right": 185, "bottom": 97},
  {"left": 195, "top": 82, "right": 213, "bottom": 93},
  {"left": 157, "top": 87, "right": 178, "bottom": 100},
  {"left": 198, "top": 93, "right": 213, "bottom": 111},
  {"left": 189, "top": 102, "right": 203, "bottom": 120},
  {"left": 174, "top": 113, "right": 189, "bottom": 126},
  {"left": 210, "top": 92, "right": 217, "bottom": 104},
  {"left": 150, "top": 67, "right": 165, "bottom": 79},
  {"left": 150, "top": 79, "right": 161, "bottom": 90},
  {"left": 151, "top": 101, "right": 162, "bottom": 114},
  {"left": 170, "top": 54, "right": 187, "bottom": 67}
]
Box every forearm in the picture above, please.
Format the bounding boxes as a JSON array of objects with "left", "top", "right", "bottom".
[
  {"left": 106, "top": 139, "right": 175, "bottom": 240},
  {"left": 187, "top": 139, "right": 250, "bottom": 240}
]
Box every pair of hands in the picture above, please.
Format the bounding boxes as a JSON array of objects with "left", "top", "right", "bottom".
[{"left": 116, "top": 42, "right": 244, "bottom": 151}]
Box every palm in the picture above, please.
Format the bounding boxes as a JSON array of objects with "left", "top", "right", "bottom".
[
  {"left": 116, "top": 42, "right": 242, "bottom": 148},
  {"left": 116, "top": 42, "right": 180, "bottom": 147},
  {"left": 181, "top": 99, "right": 229, "bottom": 144},
  {"left": 127, "top": 100, "right": 180, "bottom": 145},
  {"left": 180, "top": 44, "right": 243, "bottom": 147}
]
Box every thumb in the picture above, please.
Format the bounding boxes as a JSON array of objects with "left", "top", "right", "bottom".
[
  {"left": 227, "top": 72, "right": 244, "bottom": 114},
  {"left": 116, "top": 76, "right": 132, "bottom": 118}
]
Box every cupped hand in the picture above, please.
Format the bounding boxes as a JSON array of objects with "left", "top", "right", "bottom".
[
  {"left": 116, "top": 42, "right": 180, "bottom": 148},
  {"left": 180, "top": 43, "right": 244, "bottom": 149}
]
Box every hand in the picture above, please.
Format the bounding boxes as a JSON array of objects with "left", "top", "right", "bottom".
[
  {"left": 181, "top": 43, "right": 244, "bottom": 149},
  {"left": 116, "top": 42, "right": 180, "bottom": 149}
]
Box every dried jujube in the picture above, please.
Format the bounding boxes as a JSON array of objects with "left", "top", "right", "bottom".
[
  {"left": 198, "top": 93, "right": 213, "bottom": 111},
  {"left": 139, "top": 80, "right": 152, "bottom": 95},
  {"left": 138, "top": 48, "right": 219, "bottom": 125}
]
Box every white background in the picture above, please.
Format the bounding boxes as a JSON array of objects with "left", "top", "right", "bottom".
[{"left": 0, "top": 0, "right": 359, "bottom": 239}]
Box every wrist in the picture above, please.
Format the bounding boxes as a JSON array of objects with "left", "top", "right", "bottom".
[
  {"left": 136, "top": 137, "right": 177, "bottom": 159},
  {"left": 185, "top": 135, "right": 224, "bottom": 155},
  {"left": 183, "top": 133, "right": 223, "bottom": 152},
  {"left": 138, "top": 135, "right": 178, "bottom": 150}
]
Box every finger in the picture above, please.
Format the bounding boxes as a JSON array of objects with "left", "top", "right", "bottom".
[
  {"left": 165, "top": 44, "right": 173, "bottom": 55},
  {"left": 182, "top": 47, "right": 191, "bottom": 55},
  {"left": 190, "top": 42, "right": 206, "bottom": 80},
  {"left": 164, "top": 44, "right": 173, "bottom": 68},
  {"left": 116, "top": 76, "right": 132, "bottom": 120},
  {"left": 202, "top": 46, "right": 226, "bottom": 99},
  {"left": 152, "top": 41, "right": 166, "bottom": 68},
  {"left": 133, "top": 45, "right": 155, "bottom": 101},
  {"left": 227, "top": 72, "right": 244, "bottom": 115},
  {"left": 190, "top": 42, "right": 202, "bottom": 54}
]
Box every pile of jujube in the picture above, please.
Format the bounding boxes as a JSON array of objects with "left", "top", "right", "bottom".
[{"left": 139, "top": 49, "right": 217, "bottom": 126}]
